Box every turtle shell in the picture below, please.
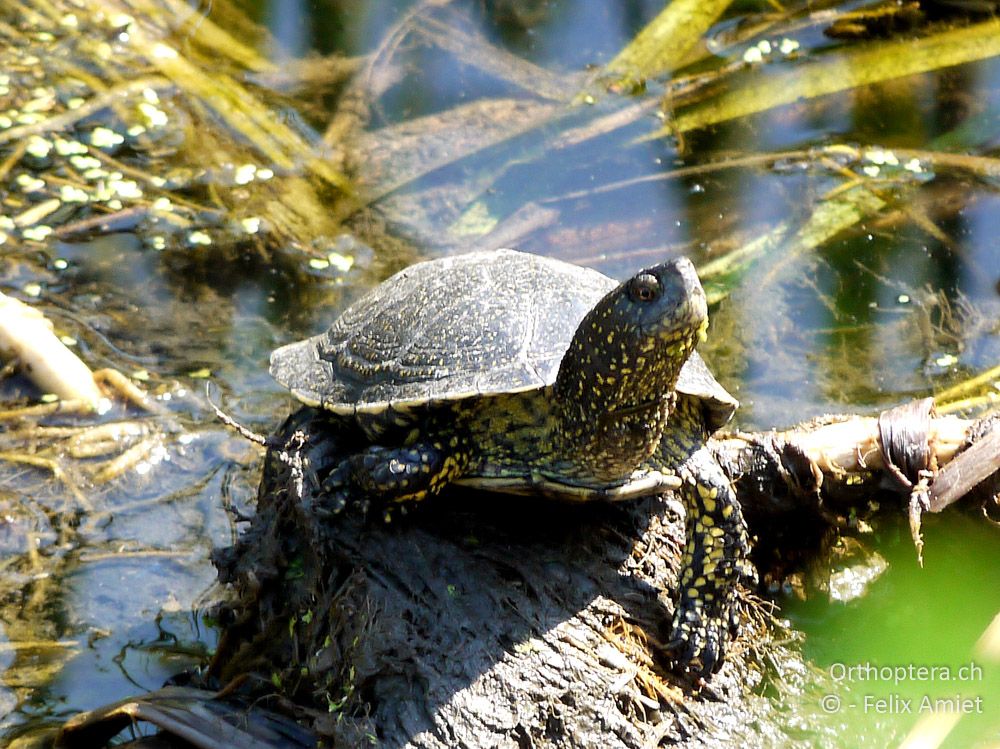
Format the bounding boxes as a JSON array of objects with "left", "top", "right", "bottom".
[{"left": 270, "top": 249, "right": 737, "bottom": 432}]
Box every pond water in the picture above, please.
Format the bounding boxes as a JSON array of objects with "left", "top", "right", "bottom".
[{"left": 0, "top": 0, "right": 998, "bottom": 746}]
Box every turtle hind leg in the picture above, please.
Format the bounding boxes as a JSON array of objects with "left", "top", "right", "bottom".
[
  {"left": 321, "top": 441, "right": 468, "bottom": 519},
  {"left": 666, "top": 447, "right": 751, "bottom": 677}
]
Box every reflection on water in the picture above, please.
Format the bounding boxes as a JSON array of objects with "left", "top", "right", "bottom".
[
  {"left": 0, "top": 0, "right": 998, "bottom": 745},
  {"left": 783, "top": 513, "right": 1000, "bottom": 747}
]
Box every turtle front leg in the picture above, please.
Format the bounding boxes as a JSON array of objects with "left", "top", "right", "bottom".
[
  {"left": 667, "top": 447, "right": 751, "bottom": 677},
  {"left": 321, "top": 441, "right": 468, "bottom": 517}
]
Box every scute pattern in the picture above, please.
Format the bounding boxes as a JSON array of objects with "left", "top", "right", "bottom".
[
  {"left": 271, "top": 249, "right": 735, "bottom": 419},
  {"left": 315, "top": 250, "right": 617, "bottom": 409},
  {"left": 270, "top": 248, "right": 748, "bottom": 678}
]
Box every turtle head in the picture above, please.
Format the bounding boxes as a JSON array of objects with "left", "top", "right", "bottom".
[{"left": 554, "top": 257, "right": 707, "bottom": 479}]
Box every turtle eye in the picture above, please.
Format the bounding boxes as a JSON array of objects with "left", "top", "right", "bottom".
[{"left": 628, "top": 273, "right": 661, "bottom": 303}]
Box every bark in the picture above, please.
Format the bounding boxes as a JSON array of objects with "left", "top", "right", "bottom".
[{"left": 207, "top": 404, "right": 999, "bottom": 748}]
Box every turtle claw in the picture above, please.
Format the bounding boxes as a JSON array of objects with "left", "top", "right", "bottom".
[
  {"left": 318, "top": 463, "right": 351, "bottom": 515},
  {"left": 665, "top": 612, "right": 729, "bottom": 678},
  {"left": 738, "top": 557, "right": 758, "bottom": 587},
  {"left": 319, "top": 461, "right": 402, "bottom": 521}
]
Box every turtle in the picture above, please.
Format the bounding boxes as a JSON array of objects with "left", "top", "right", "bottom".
[{"left": 270, "top": 248, "right": 750, "bottom": 676}]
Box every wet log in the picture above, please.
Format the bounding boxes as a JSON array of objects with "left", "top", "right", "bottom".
[
  {"left": 207, "top": 403, "right": 999, "bottom": 747},
  {"left": 210, "top": 408, "right": 805, "bottom": 748},
  {"left": 713, "top": 404, "right": 999, "bottom": 569}
]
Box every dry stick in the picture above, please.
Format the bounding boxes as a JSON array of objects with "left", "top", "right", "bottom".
[
  {"left": 892, "top": 148, "right": 1000, "bottom": 179},
  {"left": 50, "top": 206, "right": 152, "bottom": 239},
  {"left": 542, "top": 150, "right": 803, "bottom": 204},
  {"left": 94, "top": 369, "right": 170, "bottom": 416},
  {"left": 928, "top": 427, "right": 1000, "bottom": 512},
  {"left": 78, "top": 549, "right": 193, "bottom": 563},
  {"left": 0, "top": 292, "right": 104, "bottom": 409},
  {"left": 726, "top": 413, "right": 972, "bottom": 482},
  {"left": 0, "top": 639, "right": 80, "bottom": 652},
  {"left": 13, "top": 198, "right": 62, "bottom": 229},
  {"left": 937, "top": 394, "right": 1000, "bottom": 414},
  {"left": 1, "top": 295, "right": 171, "bottom": 415},
  {"left": 66, "top": 428, "right": 150, "bottom": 459},
  {"left": 544, "top": 145, "right": 1000, "bottom": 216},
  {"left": 0, "top": 452, "right": 92, "bottom": 510},
  {"left": 206, "top": 384, "right": 269, "bottom": 447},
  {"left": 0, "top": 399, "right": 97, "bottom": 420},
  {"left": 92, "top": 437, "right": 163, "bottom": 484},
  {"left": 716, "top": 400, "right": 998, "bottom": 556},
  {"left": 0, "top": 138, "right": 29, "bottom": 181}
]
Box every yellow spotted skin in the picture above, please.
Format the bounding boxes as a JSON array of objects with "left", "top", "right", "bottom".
[
  {"left": 323, "top": 256, "right": 709, "bottom": 508},
  {"left": 275, "top": 250, "right": 748, "bottom": 677},
  {"left": 327, "top": 389, "right": 750, "bottom": 678},
  {"left": 653, "top": 395, "right": 752, "bottom": 677}
]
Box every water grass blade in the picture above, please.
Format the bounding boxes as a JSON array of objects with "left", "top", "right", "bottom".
[
  {"left": 605, "top": 0, "right": 736, "bottom": 78},
  {"left": 660, "top": 18, "right": 1000, "bottom": 135},
  {"left": 698, "top": 184, "right": 887, "bottom": 304},
  {"left": 934, "top": 364, "right": 1000, "bottom": 406},
  {"left": 136, "top": 37, "right": 351, "bottom": 193}
]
